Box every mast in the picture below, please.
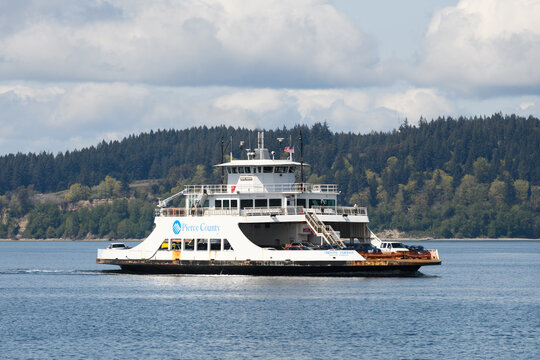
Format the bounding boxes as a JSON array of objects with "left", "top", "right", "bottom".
[
  {"left": 289, "top": 134, "right": 293, "bottom": 161},
  {"left": 299, "top": 130, "right": 304, "bottom": 184},
  {"left": 277, "top": 137, "right": 284, "bottom": 160},
  {"left": 221, "top": 135, "right": 231, "bottom": 184},
  {"left": 221, "top": 136, "right": 224, "bottom": 184}
]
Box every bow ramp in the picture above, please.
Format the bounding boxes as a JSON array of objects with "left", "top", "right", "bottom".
[{"left": 304, "top": 211, "right": 345, "bottom": 248}]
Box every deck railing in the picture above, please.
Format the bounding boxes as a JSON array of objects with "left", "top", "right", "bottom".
[
  {"left": 157, "top": 205, "right": 367, "bottom": 217},
  {"left": 183, "top": 183, "right": 338, "bottom": 194}
]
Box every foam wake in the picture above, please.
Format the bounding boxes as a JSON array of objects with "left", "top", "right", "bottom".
[{"left": 0, "top": 269, "right": 122, "bottom": 275}]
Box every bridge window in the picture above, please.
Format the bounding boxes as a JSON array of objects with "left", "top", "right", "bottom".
[
  {"left": 327, "top": 199, "right": 336, "bottom": 206},
  {"left": 269, "top": 198, "right": 281, "bottom": 207},
  {"left": 226, "top": 167, "right": 231, "bottom": 174},
  {"left": 238, "top": 167, "right": 245, "bottom": 174},
  {"left": 231, "top": 199, "right": 238, "bottom": 208},
  {"left": 223, "top": 199, "right": 230, "bottom": 208},
  {"left": 244, "top": 167, "right": 251, "bottom": 173},
  {"left": 232, "top": 167, "right": 238, "bottom": 174},
  {"left": 275, "top": 167, "right": 286, "bottom": 173},
  {"left": 309, "top": 199, "right": 322, "bottom": 207},
  {"left": 288, "top": 167, "right": 295, "bottom": 173},
  {"left": 297, "top": 199, "right": 306, "bottom": 207},
  {"left": 240, "top": 199, "right": 253, "bottom": 209},
  {"left": 263, "top": 166, "right": 273, "bottom": 173},
  {"left": 215, "top": 200, "right": 222, "bottom": 208},
  {"left": 255, "top": 199, "right": 267, "bottom": 207}
]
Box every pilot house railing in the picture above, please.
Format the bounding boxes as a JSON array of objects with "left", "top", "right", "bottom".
[{"left": 183, "top": 183, "right": 338, "bottom": 194}]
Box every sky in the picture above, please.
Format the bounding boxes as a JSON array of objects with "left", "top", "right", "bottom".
[{"left": 0, "top": 0, "right": 539, "bottom": 155}]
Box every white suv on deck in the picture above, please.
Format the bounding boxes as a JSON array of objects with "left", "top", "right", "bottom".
[
  {"left": 107, "top": 243, "right": 128, "bottom": 250},
  {"left": 380, "top": 242, "right": 409, "bottom": 253}
]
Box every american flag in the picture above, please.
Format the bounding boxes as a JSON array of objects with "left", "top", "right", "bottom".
[{"left": 284, "top": 145, "right": 294, "bottom": 154}]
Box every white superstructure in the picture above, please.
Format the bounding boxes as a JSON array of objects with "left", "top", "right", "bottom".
[{"left": 97, "top": 132, "right": 440, "bottom": 275}]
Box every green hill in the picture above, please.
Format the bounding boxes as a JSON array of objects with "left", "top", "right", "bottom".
[{"left": 1, "top": 114, "right": 538, "bottom": 239}]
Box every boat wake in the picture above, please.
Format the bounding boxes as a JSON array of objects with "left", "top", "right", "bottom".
[{"left": 0, "top": 269, "right": 123, "bottom": 275}]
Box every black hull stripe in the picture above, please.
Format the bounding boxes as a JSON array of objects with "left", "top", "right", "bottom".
[{"left": 97, "top": 259, "right": 441, "bottom": 276}]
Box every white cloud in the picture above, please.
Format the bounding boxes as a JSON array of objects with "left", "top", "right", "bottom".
[
  {"left": 0, "top": 0, "right": 539, "bottom": 157},
  {"left": 214, "top": 89, "right": 283, "bottom": 114},
  {"left": 0, "top": 84, "right": 65, "bottom": 102},
  {"left": 289, "top": 90, "right": 370, "bottom": 118},
  {"left": 0, "top": 0, "right": 380, "bottom": 87},
  {"left": 1, "top": 80, "right": 539, "bottom": 155},
  {"left": 0, "top": 82, "right": 451, "bottom": 153},
  {"left": 53, "top": 82, "right": 149, "bottom": 127},
  {"left": 417, "top": 0, "right": 540, "bottom": 95},
  {"left": 519, "top": 101, "right": 534, "bottom": 110},
  {"left": 375, "top": 88, "right": 454, "bottom": 122}
]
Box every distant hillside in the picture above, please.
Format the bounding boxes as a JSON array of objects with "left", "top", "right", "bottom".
[{"left": 0, "top": 114, "right": 539, "bottom": 239}]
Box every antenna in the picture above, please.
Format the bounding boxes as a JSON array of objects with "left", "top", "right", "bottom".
[{"left": 258, "top": 132, "right": 264, "bottom": 149}]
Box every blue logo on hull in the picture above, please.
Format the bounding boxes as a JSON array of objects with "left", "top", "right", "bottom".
[
  {"left": 172, "top": 220, "right": 182, "bottom": 234},
  {"left": 172, "top": 220, "right": 220, "bottom": 234}
]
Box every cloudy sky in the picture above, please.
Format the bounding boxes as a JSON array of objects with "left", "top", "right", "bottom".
[{"left": 0, "top": 0, "right": 539, "bottom": 155}]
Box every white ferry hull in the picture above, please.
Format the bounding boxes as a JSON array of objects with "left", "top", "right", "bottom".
[{"left": 96, "top": 214, "right": 441, "bottom": 276}]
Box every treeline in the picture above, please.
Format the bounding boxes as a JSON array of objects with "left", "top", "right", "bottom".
[
  {"left": 19, "top": 199, "right": 155, "bottom": 239},
  {"left": 1, "top": 114, "right": 538, "bottom": 194},
  {"left": 0, "top": 177, "right": 155, "bottom": 239},
  {"left": 364, "top": 168, "right": 538, "bottom": 238},
  {"left": 0, "top": 114, "right": 538, "bottom": 238}
]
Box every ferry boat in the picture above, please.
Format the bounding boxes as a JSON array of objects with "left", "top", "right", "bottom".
[{"left": 97, "top": 132, "right": 441, "bottom": 275}]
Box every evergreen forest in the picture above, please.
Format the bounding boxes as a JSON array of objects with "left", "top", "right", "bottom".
[{"left": 0, "top": 113, "right": 538, "bottom": 239}]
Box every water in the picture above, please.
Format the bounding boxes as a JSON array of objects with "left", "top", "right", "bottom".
[{"left": 1, "top": 241, "right": 539, "bottom": 359}]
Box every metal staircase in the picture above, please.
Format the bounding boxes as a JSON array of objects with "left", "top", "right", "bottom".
[
  {"left": 304, "top": 211, "right": 345, "bottom": 248},
  {"left": 158, "top": 189, "right": 187, "bottom": 208}
]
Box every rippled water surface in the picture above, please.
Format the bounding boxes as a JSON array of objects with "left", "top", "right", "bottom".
[{"left": 1, "top": 241, "right": 539, "bottom": 359}]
